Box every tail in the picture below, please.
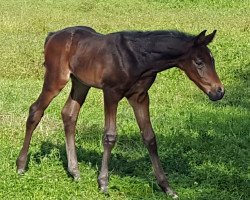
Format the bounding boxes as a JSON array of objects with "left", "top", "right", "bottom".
[
  {"left": 43, "top": 32, "right": 55, "bottom": 67},
  {"left": 44, "top": 32, "right": 55, "bottom": 47}
]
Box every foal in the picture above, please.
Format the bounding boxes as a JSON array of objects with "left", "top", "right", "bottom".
[{"left": 16, "top": 26, "right": 224, "bottom": 198}]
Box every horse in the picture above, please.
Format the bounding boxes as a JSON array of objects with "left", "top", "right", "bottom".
[{"left": 16, "top": 26, "right": 224, "bottom": 198}]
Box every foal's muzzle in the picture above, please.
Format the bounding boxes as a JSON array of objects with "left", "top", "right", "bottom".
[{"left": 208, "top": 86, "right": 225, "bottom": 101}]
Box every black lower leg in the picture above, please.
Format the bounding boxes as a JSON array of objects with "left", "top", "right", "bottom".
[
  {"left": 144, "top": 135, "right": 178, "bottom": 198},
  {"left": 16, "top": 104, "right": 44, "bottom": 173}
]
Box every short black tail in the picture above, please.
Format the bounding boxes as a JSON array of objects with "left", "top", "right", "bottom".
[
  {"left": 44, "top": 32, "right": 55, "bottom": 47},
  {"left": 43, "top": 32, "right": 55, "bottom": 67}
]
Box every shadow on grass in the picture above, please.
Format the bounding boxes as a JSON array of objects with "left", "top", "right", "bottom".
[{"left": 31, "top": 106, "right": 249, "bottom": 199}]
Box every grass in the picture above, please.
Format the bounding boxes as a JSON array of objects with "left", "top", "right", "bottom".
[{"left": 0, "top": 0, "right": 249, "bottom": 199}]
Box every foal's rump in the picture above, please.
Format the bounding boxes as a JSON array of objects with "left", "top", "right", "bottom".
[
  {"left": 44, "top": 26, "right": 96, "bottom": 48},
  {"left": 44, "top": 26, "right": 97, "bottom": 58},
  {"left": 43, "top": 26, "right": 120, "bottom": 89},
  {"left": 43, "top": 26, "right": 98, "bottom": 83}
]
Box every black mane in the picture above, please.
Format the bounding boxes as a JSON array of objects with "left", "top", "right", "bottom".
[
  {"left": 112, "top": 30, "right": 196, "bottom": 63},
  {"left": 117, "top": 30, "right": 195, "bottom": 42}
]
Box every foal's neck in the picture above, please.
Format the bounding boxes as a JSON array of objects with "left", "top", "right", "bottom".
[{"left": 133, "top": 34, "right": 191, "bottom": 72}]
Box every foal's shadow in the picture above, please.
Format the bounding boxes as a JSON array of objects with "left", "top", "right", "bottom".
[
  {"left": 32, "top": 125, "right": 190, "bottom": 190},
  {"left": 32, "top": 133, "right": 154, "bottom": 179},
  {"left": 30, "top": 108, "right": 249, "bottom": 198}
]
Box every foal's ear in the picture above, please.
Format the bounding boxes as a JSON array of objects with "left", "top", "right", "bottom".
[{"left": 194, "top": 30, "right": 217, "bottom": 46}]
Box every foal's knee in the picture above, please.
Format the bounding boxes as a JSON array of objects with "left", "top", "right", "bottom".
[
  {"left": 103, "top": 131, "right": 117, "bottom": 149},
  {"left": 61, "top": 108, "right": 77, "bottom": 127},
  {"left": 142, "top": 134, "right": 157, "bottom": 151}
]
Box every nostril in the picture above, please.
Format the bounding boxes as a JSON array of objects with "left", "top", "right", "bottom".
[
  {"left": 217, "top": 87, "right": 222, "bottom": 93},
  {"left": 217, "top": 86, "right": 225, "bottom": 99}
]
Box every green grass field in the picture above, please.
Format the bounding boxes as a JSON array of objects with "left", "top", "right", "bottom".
[{"left": 0, "top": 0, "right": 249, "bottom": 199}]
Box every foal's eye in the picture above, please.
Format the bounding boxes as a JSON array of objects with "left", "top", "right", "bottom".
[{"left": 193, "top": 59, "right": 204, "bottom": 68}]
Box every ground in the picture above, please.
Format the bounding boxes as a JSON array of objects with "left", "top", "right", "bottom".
[{"left": 0, "top": 0, "right": 249, "bottom": 199}]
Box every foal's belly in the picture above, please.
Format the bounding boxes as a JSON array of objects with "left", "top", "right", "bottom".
[
  {"left": 71, "top": 61, "right": 132, "bottom": 90},
  {"left": 70, "top": 62, "right": 104, "bottom": 88}
]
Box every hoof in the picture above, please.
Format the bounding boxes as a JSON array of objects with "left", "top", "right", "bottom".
[
  {"left": 172, "top": 193, "right": 179, "bottom": 199},
  {"left": 17, "top": 168, "right": 26, "bottom": 175},
  {"left": 16, "top": 157, "right": 27, "bottom": 175},
  {"left": 166, "top": 189, "right": 179, "bottom": 199},
  {"left": 68, "top": 168, "right": 80, "bottom": 181},
  {"left": 100, "top": 185, "right": 108, "bottom": 193},
  {"left": 99, "top": 185, "right": 109, "bottom": 196},
  {"left": 73, "top": 174, "right": 80, "bottom": 181},
  {"left": 98, "top": 178, "right": 109, "bottom": 194}
]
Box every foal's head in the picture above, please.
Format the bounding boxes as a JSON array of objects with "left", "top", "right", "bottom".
[{"left": 179, "top": 30, "right": 224, "bottom": 101}]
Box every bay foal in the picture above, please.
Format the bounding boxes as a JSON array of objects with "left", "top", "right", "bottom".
[{"left": 17, "top": 26, "right": 224, "bottom": 198}]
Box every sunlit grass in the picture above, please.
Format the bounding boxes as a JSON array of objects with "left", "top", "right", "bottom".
[{"left": 0, "top": 0, "right": 249, "bottom": 199}]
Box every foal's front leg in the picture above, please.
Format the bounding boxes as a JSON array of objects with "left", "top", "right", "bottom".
[
  {"left": 128, "top": 93, "right": 178, "bottom": 199},
  {"left": 98, "top": 90, "right": 120, "bottom": 193}
]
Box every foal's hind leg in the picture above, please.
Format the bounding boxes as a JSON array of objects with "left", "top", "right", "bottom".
[
  {"left": 16, "top": 70, "right": 69, "bottom": 174},
  {"left": 61, "top": 76, "right": 90, "bottom": 180}
]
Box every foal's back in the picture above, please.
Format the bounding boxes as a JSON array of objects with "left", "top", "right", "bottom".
[{"left": 45, "top": 26, "right": 139, "bottom": 90}]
